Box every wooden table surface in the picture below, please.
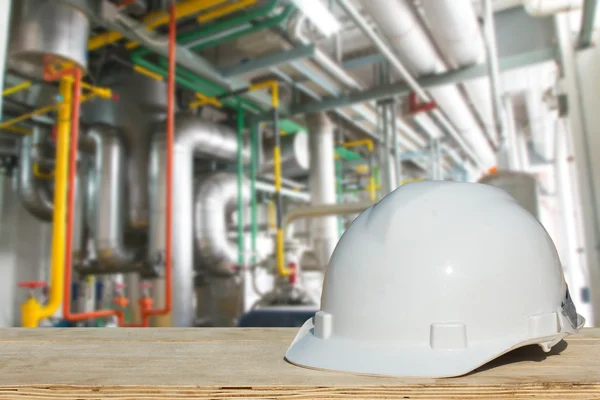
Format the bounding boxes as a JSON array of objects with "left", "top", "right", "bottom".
[{"left": 0, "top": 327, "right": 599, "bottom": 399}]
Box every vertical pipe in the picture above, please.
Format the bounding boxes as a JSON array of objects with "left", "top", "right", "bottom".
[
  {"left": 367, "top": 153, "right": 376, "bottom": 201},
  {"left": 391, "top": 99, "right": 402, "bottom": 185},
  {"left": 237, "top": 106, "right": 245, "bottom": 266},
  {"left": 142, "top": 1, "right": 176, "bottom": 326},
  {"left": 63, "top": 68, "right": 116, "bottom": 322},
  {"left": 273, "top": 107, "right": 285, "bottom": 276},
  {"left": 0, "top": 0, "right": 12, "bottom": 121},
  {"left": 307, "top": 112, "right": 338, "bottom": 266},
  {"left": 380, "top": 102, "right": 394, "bottom": 195},
  {"left": 36, "top": 77, "right": 71, "bottom": 322},
  {"left": 250, "top": 123, "right": 259, "bottom": 265},
  {"left": 482, "top": 0, "right": 505, "bottom": 148},
  {"left": 335, "top": 159, "right": 344, "bottom": 236}
]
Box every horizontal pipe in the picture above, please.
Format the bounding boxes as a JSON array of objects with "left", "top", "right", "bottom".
[{"left": 283, "top": 202, "right": 373, "bottom": 233}]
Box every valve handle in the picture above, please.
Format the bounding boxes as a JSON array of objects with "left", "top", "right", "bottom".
[{"left": 18, "top": 281, "right": 47, "bottom": 289}]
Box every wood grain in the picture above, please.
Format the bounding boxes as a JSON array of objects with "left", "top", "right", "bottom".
[{"left": 0, "top": 328, "right": 599, "bottom": 399}]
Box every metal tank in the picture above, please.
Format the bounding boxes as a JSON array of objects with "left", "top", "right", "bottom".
[
  {"left": 478, "top": 171, "right": 539, "bottom": 218},
  {"left": 7, "top": 0, "right": 91, "bottom": 80},
  {"left": 261, "top": 132, "right": 310, "bottom": 178}
]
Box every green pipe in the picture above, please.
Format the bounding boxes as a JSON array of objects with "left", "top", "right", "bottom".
[
  {"left": 133, "top": 56, "right": 261, "bottom": 112},
  {"left": 250, "top": 122, "right": 259, "bottom": 265},
  {"left": 237, "top": 106, "right": 245, "bottom": 266},
  {"left": 188, "top": 5, "right": 294, "bottom": 52}
]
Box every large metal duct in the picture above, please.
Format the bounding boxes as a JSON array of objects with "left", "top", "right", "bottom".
[
  {"left": 82, "top": 69, "right": 168, "bottom": 231},
  {"left": 17, "top": 126, "right": 53, "bottom": 221},
  {"left": 149, "top": 116, "right": 250, "bottom": 327},
  {"left": 359, "top": 0, "right": 496, "bottom": 168},
  {"left": 194, "top": 172, "right": 250, "bottom": 277},
  {"left": 87, "top": 124, "right": 142, "bottom": 269},
  {"left": 7, "top": 0, "right": 91, "bottom": 80},
  {"left": 419, "top": 0, "right": 496, "bottom": 142},
  {"left": 307, "top": 112, "right": 338, "bottom": 267}
]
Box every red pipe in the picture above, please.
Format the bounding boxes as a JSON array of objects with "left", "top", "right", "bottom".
[{"left": 141, "top": 1, "right": 176, "bottom": 327}]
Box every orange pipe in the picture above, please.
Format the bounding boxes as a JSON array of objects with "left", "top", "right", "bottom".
[
  {"left": 44, "top": 67, "right": 120, "bottom": 324},
  {"left": 141, "top": 1, "right": 175, "bottom": 327}
]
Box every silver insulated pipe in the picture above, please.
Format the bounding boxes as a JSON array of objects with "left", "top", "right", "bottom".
[
  {"left": 82, "top": 69, "right": 168, "bottom": 231},
  {"left": 87, "top": 124, "right": 140, "bottom": 268},
  {"left": 195, "top": 172, "right": 250, "bottom": 277},
  {"left": 18, "top": 126, "right": 53, "bottom": 221},
  {"left": 149, "top": 116, "right": 250, "bottom": 327},
  {"left": 307, "top": 112, "right": 338, "bottom": 267}
]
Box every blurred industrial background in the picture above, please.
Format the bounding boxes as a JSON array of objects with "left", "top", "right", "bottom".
[{"left": 0, "top": 0, "right": 598, "bottom": 328}]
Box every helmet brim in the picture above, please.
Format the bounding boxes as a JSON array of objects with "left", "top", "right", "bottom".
[{"left": 285, "top": 317, "right": 577, "bottom": 378}]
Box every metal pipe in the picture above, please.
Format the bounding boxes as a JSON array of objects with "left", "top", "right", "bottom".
[
  {"left": 24, "top": 75, "right": 72, "bottom": 326},
  {"left": 339, "top": 0, "right": 486, "bottom": 169},
  {"left": 579, "top": 0, "right": 598, "bottom": 48},
  {"left": 250, "top": 123, "right": 259, "bottom": 265},
  {"left": 482, "top": 0, "right": 506, "bottom": 149},
  {"left": 391, "top": 100, "right": 402, "bottom": 185},
  {"left": 283, "top": 202, "right": 373, "bottom": 234},
  {"left": 18, "top": 126, "right": 53, "bottom": 221},
  {"left": 0, "top": 0, "right": 11, "bottom": 120},
  {"left": 289, "top": 15, "right": 427, "bottom": 151},
  {"left": 195, "top": 172, "right": 251, "bottom": 276},
  {"left": 142, "top": 2, "right": 176, "bottom": 327},
  {"left": 307, "top": 112, "right": 338, "bottom": 267},
  {"left": 87, "top": 125, "right": 139, "bottom": 268},
  {"left": 420, "top": 0, "right": 496, "bottom": 144},
  {"left": 236, "top": 108, "right": 244, "bottom": 266},
  {"left": 255, "top": 180, "right": 311, "bottom": 201},
  {"left": 149, "top": 116, "right": 249, "bottom": 326},
  {"left": 59, "top": 67, "right": 123, "bottom": 323}
]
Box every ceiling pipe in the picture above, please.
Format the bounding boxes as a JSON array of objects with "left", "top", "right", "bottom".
[
  {"left": 288, "top": 15, "right": 429, "bottom": 153},
  {"left": 149, "top": 116, "right": 250, "bottom": 327},
  {"left": 482, "top": 0, "right": 507, "bottom": 154},
  {"left": 344, "top": 0, "right": 492, "bottom": 170},
  {"left": 525, "top": 0, "right": 583, "bottom": 16},
  {"left": 419, "top": 0, "right": 497, "bottom": 147}
]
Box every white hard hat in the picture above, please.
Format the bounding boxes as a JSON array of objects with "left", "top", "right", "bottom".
[{"left": 286, "top": 181, "right": 583, "bottom": 378}]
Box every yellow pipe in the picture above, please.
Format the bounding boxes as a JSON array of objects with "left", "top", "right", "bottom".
[
  {"left": 343, "top": 139, "right": 374, "bottom": 153},
  {"left": 1, "top": 125, "right": 32, "bottom": 135},
  {"left": 249, "top": 80, "right": 279, "bottom": 109},
  {"left": 87, "top": 0, "right": 231, "bottom": 51},
  {"left": 268, "top": 201, "right": 275, "bottom": 228},
  {"left": 189, "top": 92, "right": 223, "bottom": 109},
  {"left": 0, "top": 104, "right": 58, "bottom": 130},
  {"left": 33, "top": 162, "right": 54, "bottom": 180},
  {"left": 0, "top": 92, "right": 98, "bottom": 131},
  {"left": 32, "top": 78, "right": 72, "bottom": 324},
  {"left": 367, "top": 177, "right": 376, "bottom": 202},
  {"left": 134, "top": 65, "right": 164, "bottom": 81},
  {"left": 3, "top": 81, "right": 32, "bottom": 97},
  {"left": 197, "top": 0, "right": 257, "bottom": 23}
]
